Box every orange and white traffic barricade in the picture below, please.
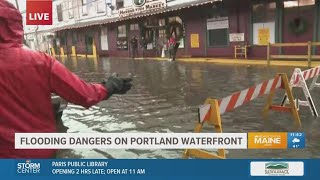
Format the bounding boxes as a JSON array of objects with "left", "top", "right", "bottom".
[
  {"left": 309, "top": 68, "right": 320, "bottom": 90},
  {"left": 281, "top": 66, "right": 320, "bottom": 117},
  {"left": 183, "top": 73, "right": 301, "bottom": 159}
]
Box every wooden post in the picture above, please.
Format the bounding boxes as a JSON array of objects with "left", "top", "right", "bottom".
[
  {"left": 267, "top": 43, "right": 271, "bottom": 66},
  {"left": 307, "top": 41, "right": 312, "bottom": 67}
]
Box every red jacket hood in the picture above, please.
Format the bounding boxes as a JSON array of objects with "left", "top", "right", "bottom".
[{"left": 0, "top": 0, "right": 23, "bottom": 48}]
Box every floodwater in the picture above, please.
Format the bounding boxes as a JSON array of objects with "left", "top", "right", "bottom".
[{"left": 56, "top": 57, "right": 320, "bottom": 159}]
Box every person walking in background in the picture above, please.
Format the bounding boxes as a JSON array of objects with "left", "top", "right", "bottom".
[
  {"left": 167, "top": 34, "right": 177, "bottom": 61},
  {"left": 130, "top": 36, "right": 138, "bottom": 59}
]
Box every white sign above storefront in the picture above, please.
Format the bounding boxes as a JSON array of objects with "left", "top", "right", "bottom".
[
  {"left": 229, "top": 33, "right": 244, "bottom": 42},
  {"left": 119, "top": 0, "right": 167, "bottom": 18},
  {"left": 207, "top": 17, "right": 229, "bottom": 30}
]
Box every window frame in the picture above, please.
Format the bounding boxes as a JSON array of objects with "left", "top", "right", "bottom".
[
  {"left": 207, "top": 28, "right": 230, "bottom": 48},
  {"left": 57, "top": 4, "right": 63, "bottom": 22},
  {"left": 206, "top": 2, "right": 230, "bottom": 48},
  {"left": 117, "top": 24, "right": 128, "bottom": 38},
  {"left": 82, "top": 0, "right": 88, "bottom": 16},
  {"left": 68, "top": 0, "right": 74, "bottom": 19},
  {"left": 130, "top": 24, "right": 139, "bottom": 31}
]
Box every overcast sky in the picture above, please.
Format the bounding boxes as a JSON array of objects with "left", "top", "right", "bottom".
[{"left": 8, "top": 0, "right": 26, "bottom": 11}]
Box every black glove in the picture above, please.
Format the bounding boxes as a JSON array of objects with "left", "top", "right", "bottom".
[{"left": 103, "top": 74, "right": 133, "bottom": 98}]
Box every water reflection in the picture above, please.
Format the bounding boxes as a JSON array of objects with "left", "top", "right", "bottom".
[{"left": 56, "top": 57, "right": 320, "bottom": 159}]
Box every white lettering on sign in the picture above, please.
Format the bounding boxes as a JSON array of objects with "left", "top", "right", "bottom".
[
  {"left": 119, "top": 0, "right": 166, "bottom": 18},
  {"left": 28, "top": 13, "right": 50, "bottom": 21},
  {"left": 207, "top": 17, "right": 229, "bottom": 30}
]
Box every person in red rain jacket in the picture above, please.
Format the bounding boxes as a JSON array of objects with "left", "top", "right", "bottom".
[
  {"left": 0, "top": 1, "right": 132, "bottom": 158},
  {"left": 167, "top": 35, "right": 177, "bottom": 61}
]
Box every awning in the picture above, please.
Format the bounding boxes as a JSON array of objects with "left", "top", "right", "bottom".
[{"left": 44, "top": 0, "right": 221, "bottom": 33}]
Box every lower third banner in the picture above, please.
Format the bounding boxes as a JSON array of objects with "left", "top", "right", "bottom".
[{"left": 0, "top": 159, "right": 318, "bottom": 180}]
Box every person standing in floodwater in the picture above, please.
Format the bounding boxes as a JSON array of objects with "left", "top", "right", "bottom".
[
  {"left": 167, "top": 35, "right": 177, "bottom": 61},
  {"left": 130, "top": 36, "right": 138, "bottom": 59}
]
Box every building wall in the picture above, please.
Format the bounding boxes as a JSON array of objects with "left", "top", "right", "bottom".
[
  {"left": 183, "top": 8, "right": 206, "bottom": 57},
  {"left": 55, "top": 0, "right": 320, "bottom": 59},
  {"left": 282, "top": 5, "right": 315, "bottom": 55}
]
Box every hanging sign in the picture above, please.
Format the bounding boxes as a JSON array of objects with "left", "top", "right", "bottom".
[
  {"left": 229, "top": 33, "right": 244, "bottom": 42},
  {"left": 119, "top": 0, "right": 167, "bottom": 18},
  {"left": 190, "top": 34, "right": 200, "bottom": 48},
  {"left": 207, "top": 17, "right": 229, "bottom": 30}
]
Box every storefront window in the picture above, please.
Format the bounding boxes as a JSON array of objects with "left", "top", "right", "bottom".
[
  {"left": 252, "top": 2, "right": 276, "bottom": 45},
  {"left": 130, "top": 24, "right": 139, "bottom": 31},
  {"left": 284, "top": 0, "right": 315, "bottom": 8},
  {"left": 207, "top": 4, "right": 229, "bottom": 47},
  {"left": 207, "top": 16, "right": 229, "bottom": 47},
  {"left": 117, "top": 25, "right": 127, "bottom": 38}
]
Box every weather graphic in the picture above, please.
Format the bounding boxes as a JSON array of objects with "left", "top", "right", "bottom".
[{"left": 287, "top": 132, "right": 305, "bottom": 149}]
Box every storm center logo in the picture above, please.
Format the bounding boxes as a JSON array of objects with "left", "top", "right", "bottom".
[
  {"left": 17, "top": 160, "right": 41, "bottom": 174},
  {"left": 133, "top": 0, "right": 146, "bottom": 7}
]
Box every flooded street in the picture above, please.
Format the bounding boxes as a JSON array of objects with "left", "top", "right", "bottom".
[{"left": 57, "top": 57, "right": 320, "bottom": 159}]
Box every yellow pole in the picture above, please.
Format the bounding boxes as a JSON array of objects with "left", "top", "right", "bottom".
[
  {"left": 60, "top": 47, "right": 65, "bottom": 56},
  {"left": 51, "top": 48, "right": 56, "bottom": 57},
  {"left": 71, "top": 46, "right": 76, "bottom": 57},
  {"left": 92, "top": 40, "right": 97, "bottom": 58}
]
